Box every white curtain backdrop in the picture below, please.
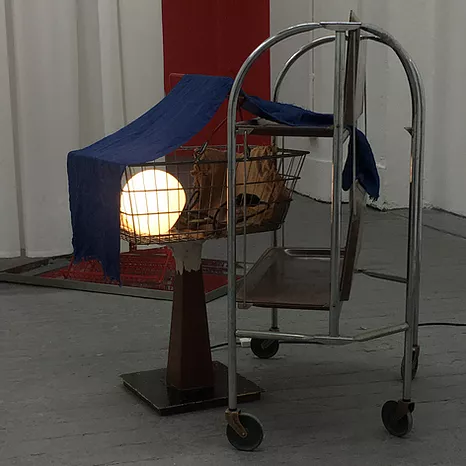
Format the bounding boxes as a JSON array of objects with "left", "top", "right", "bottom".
[{"left": 0, "top": 0, "right": 164, "bottom": 258}]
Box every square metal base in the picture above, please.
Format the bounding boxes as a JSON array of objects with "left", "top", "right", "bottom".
[{"left": 120, "top": 361, "right": 262, "bottom": 416}]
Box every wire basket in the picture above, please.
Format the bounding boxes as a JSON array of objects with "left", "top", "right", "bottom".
[{"left": 120, "top": 145, "right": 307, "bottom": 245}]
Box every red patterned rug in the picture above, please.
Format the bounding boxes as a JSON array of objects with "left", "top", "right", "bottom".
[{"left": 40, "top": 248, "right": 229, "bottom": 293}]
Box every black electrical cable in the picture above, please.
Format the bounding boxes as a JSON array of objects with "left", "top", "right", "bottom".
[
  {"left": 419, "top": 322, "right": 466, "bottom": 327},
  {"left": 210, "top": 343, "right": 229, "bottom": 350},
  {"left": 210, "top": 322, "right": 466, "bottom": 350}
]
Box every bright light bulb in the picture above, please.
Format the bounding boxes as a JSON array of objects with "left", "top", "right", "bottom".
[{"left": 120, "top": 169, "right": 186, "bottom": 237}]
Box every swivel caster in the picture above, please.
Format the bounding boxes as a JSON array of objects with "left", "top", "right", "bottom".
[
  {"left": 226, "top": 412, "right": 264, "bottom": 451},
  {"left": 381, "top": 400, "right": 414, "bottom": 437},
  {"left": 251, "top": 338, "right": 279, "bottom": 359},
  {"left": 401, "top": 346, "right": 420, "bottom": 380}
]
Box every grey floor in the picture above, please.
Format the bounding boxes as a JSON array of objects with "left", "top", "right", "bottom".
[{"left": 1, "top": 195, "right": 466, "bottom": 466}]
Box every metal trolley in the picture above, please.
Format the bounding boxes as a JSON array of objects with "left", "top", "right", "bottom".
[{"left": 224, "top": 18, "right": 425, "bottom": 451}]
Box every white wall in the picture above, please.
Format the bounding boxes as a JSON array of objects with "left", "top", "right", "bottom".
[
  {"left": 271, "top": 0, "right": 466, "bottom": 216},
  {"left": 0, "top": 0, "right": 165, "bottom": 258},
  {"left": 0, "top": 0, "right": 20, "bottom": 257},
  {"left": 430, "top": 1, "right": 466, "bottom": 215},
  {"left": 270, "top": 0, "right": 318, "bottom": 197}
]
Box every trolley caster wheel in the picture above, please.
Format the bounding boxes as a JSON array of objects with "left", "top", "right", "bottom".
[
  {"left": 381, "top": 400, "right": 414, "bottom": 438},
  {"left": 401, "top": 346, "right": 420, "bottom": 380},
  {"left": 251, "top": 338, "right": 279, "bottom": 359},
  {"left": 226, "top": 412, "right": 264, "bottom": 451}
]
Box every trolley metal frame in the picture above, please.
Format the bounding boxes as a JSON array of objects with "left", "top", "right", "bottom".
[{"left": 225, "top": 20, "right": 425, "bottom": 450}]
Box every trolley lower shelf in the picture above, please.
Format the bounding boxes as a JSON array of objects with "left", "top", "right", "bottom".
[{"left": 236, "top": 247, "right": 344, "bottom": 310}]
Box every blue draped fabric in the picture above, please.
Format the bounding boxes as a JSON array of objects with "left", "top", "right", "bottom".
[{"left": 68, "top": 74, "right": 379, "bottom": 281}]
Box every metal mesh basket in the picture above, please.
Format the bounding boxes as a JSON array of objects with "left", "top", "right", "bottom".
[{"left": 120, "top": 145, "right": 306, "bottom": 245}]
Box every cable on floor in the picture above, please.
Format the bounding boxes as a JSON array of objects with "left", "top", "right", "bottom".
[
  {"left": 210, "top": 342, "right": 230, "bottom": 350},
  {"left": 419, "top": 322, "right": 466, "bottom": 327}
]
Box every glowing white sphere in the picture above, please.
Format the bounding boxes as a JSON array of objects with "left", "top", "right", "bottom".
[{"left": 120, "top": 169, "right": 186, "bottom": 237}]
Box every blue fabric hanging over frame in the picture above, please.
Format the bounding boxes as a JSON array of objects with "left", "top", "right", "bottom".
[
  {"left": 67, "top": 74, "right": 379, "bottom": 281},
  {"left": 242, "top": 95, "right": 380, "bottom": 199},
  {"left": 68, "top": 75, "right": 234, "bottom": 280}
]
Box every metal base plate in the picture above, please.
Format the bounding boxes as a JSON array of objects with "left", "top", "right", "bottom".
[{"left": 121, "top": 361, "right": 262, "bottom": 416}]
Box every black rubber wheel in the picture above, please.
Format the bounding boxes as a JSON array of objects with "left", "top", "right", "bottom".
[
  {"left": 401, "top": 348, "right": 420, "bottom": 380},
  {"left": 381, "top": 400, "right": 413, "bottom": 437},
  {"left": 251, "top": 338, "right": 279, "bottom": 359},
  {"left": 226, "top": 413, "right": 264, "bottom": 451}
]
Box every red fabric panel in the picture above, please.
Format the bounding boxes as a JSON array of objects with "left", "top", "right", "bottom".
[{"left": 161, "top": 0, "right": 270, "bottom": 146}]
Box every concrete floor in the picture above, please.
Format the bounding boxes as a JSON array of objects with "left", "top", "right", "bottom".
[{"left": 1, "top": 195, "right": 466, "bottom": 465}]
